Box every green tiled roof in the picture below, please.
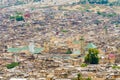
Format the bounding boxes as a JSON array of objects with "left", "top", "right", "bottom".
[
  {"left": 73, "top": 40, "right": 80, "bottom": 44},
  {"left": 70, "top": 50, "right": 81, "bottom": 57},
  {"left": 86, "top": 43, "right": 97, "bottom": 49},
  {"left": 73, "top": 50, "right": 81, "bottom": 55},
  {"left": 7, "top": 48, "right": 21, "bottom": 53},
  {"left": 19, "top": 46, "right": 28, "bottom": 51},
  {"left": 7, "top": 46, "right": 44, "bottom": 54},
  {"left": 33, "top": 48, "right": 44, "bottom": 54}
]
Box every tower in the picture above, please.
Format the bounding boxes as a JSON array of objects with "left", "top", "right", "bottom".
[
  {"left": 29, "top": 40, "right": 35, "bottom": 53},
  {"left": 80, "top": 36, "right": 85, "bottom": 54}
]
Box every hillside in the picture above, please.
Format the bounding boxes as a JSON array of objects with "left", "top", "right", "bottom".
[{"left": 1, "top": 0, "right": 120, "bottom": 8}]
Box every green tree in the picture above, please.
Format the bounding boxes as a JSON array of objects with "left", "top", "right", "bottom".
[
  {"left": 109, "top": 0, "right": 120, "bottom": 6},
  {"left": 16, "top": 15, "right": 24, "bottom": 21},
  {"left": 85, "top": 77, "right": 92, "bottom": 80},
  {"left": 81, "top": 63, "right": 88, "bottom": 67},
  {"left": 72, "top": 73, "right": 92, "bottom": 80},
  {"left": 10, "top": 16, "right": 15, "bottom": 20},
  {"left": 66, "top": 48, "right": 72, "bottom": 54},
  {"left": 85, "top": 48, "right": 99, "bottom": 64},
  {"left": 6, "top": 62, "right": 20, "bottom": 69},
  {"left": 77, "top": 73, "right": 83, "bottom": 80}
]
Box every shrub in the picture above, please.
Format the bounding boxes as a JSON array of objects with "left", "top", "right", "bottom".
[
  {"left": 81, "top": 63, "right": 88, "bottom": 67},
  {"left": 112, "top": 65, "right": 120, "bottom": 69},
  {"left": 10, "top": 16, "right": 15, "bottom": 20},
  {"left": 62, "top": 30, "right": 68, "bottom": 33},
  {"left": 16, "top": 15, "right": 24, "bottom": 21},
  {"left": 7, "top": 62, "right": 20, "bottom": 69},
  {"left": 86, "top": 77, "right": 92, "bottom": 80},
  {"left": 66, "top": 48, "right": 72, "bottom": 54}
]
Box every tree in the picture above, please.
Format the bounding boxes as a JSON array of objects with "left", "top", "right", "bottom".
[
  {"left": 109, "top": 0, "right": 120, "bottom": 6},
  {"left": 81, "top": 63, "right": 88, "bottom": 67},
  {"left": 34, "top": 0, "right": 41, "bottom": 2},
  {"left": 10, "top": 16, "right": 15, "bottom": 20},
  {"left": 86, "top": 77, "right": 92, "bottom": 80},
  {"left": 85, "top": 48, "right": 99, "bottom": 64},
  {"left": 66, "top": 48, "right": 72, "bottom": 54},
  {"left": 77, "top": 74, "right": 80, "bottom": 80},
  {"left": 72, "top": 73, "right": 92, "bottom": 80},
  {"left": 77, "top": 73, "right": 83, "bottom": 80},
  {"left": 16, "top": 15, "right": 24, "bottom": 21},
  {"left": 79, "top": 0, "right": 108, "bottom": 4},
  {"left": 6, "top": 62, "right": 20, "bottom": 69},
  {"left": 79, "top": 0, "right": 88, "bottom": 4}
]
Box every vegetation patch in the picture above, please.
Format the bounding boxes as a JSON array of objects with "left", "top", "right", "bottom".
[
  {"left": 10, "top": 12, "right": 24, "bottom": 21},
  {"left": 84, "top": 48, "right": 99, "bottom": 64},
  {"left": 97, "top": 11, "right": 117, "bottom": 17},
  {"left": 66, "top": 48, "right": 72, "bottom": 54},
  {"left": 72, "top": 73, "right": 92, "bottom": 80},
  {"left": 112, "top": 65, "right": 120, "bottom": 69},
  {"left": 61, "top": 30, "right": 68, "bottom": 33},
  {"left": 81, "top": 63, "right": 88, "bottom": 67},
  {"left": 6, "top": 62, "right": 20, "bottom": 69}
]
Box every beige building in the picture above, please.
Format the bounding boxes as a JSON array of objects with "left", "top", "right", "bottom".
[
  {"left": 54, "top": 68, "right": 68, "bottom": 78},
  {"left": 70, "top": 59, "right": 82, "bottom": 66},
  {"left": 46, "top": 74, "right": 54, "bottom": 80}
]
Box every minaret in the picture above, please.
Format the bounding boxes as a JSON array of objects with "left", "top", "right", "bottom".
[
  {"left": 104, "top": 26, "right": 108, "bottom": 35},
  {"left": 80, "top": 36, "right": 85, "bottom": 54},
  {"left": 29, "top": 40, "right": 35, "bottom": 54}
]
